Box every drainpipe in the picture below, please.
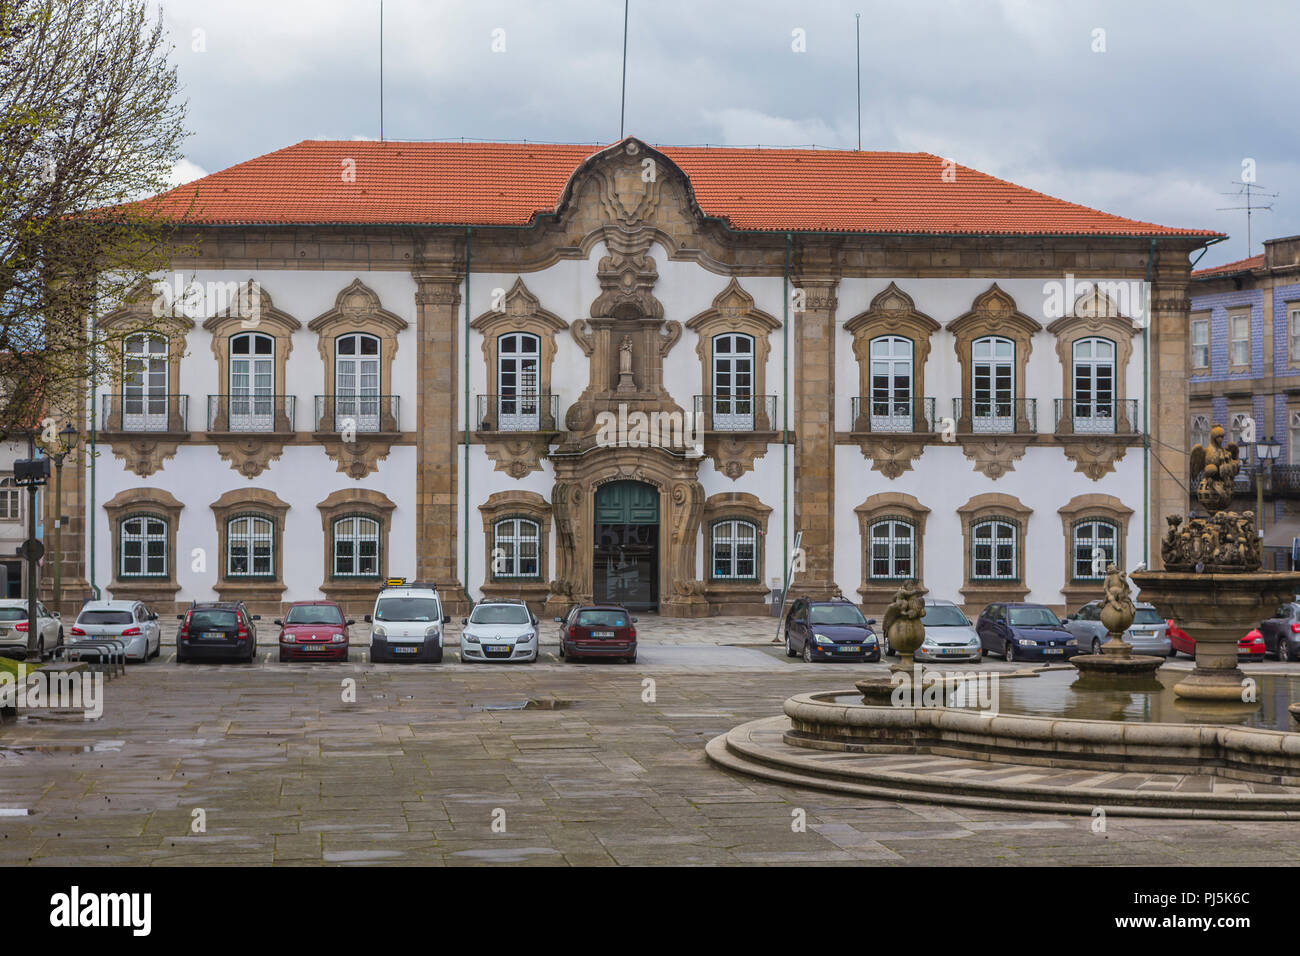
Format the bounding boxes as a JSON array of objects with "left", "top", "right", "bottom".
[
  {"left": 1143, "top": 238, "right": 1155, "bottom": 567},
  {"left": 89, "top": 296, "right": 99, "bottom": 600},
  {"left": 463, "top": 227, "right": 472, "bottom": 608},
  {"left": 782, "top": 233, "right": 791, "bottom": 605}
]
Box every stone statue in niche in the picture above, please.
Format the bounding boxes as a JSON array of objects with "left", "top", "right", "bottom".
[{"left": 616, "top": 334, "right": 636, "bottom": 392}]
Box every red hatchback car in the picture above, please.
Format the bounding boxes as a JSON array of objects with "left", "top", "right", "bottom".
[
  {"left": 556, "top": 605, "right": 637, "bottom": 663},
  {"left": 1166, "top": 619, "right": 1266, "bottom": 660},
  {"left": 276, "top": 601, "right": 353, "bottom": 662}
]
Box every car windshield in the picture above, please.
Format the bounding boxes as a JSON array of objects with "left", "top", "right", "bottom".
[
  {"left": 375, "top": 597, "right": 439, "bottom": 622},
  {"left": 808, "top": 605, "right": 867, "bottom": 626},
  {"left": 1008, "top": 607, "right": 1060, "bottom": 627},
  {"left": 922, "top": 605, "right": 968, "bottom": 626},
  {"left": 1133, "top": 608, "right": 1164, "bottom": 625},
  {"left": 576, "top": 610, "right": 627, "bottom": 628},
  {"left": 285, "top": 605, "right": 343, "bottom": 625},
  {"left": 78, "top": 611, "right": 134, "bottom": 626},
  {"left": 471, "top": 605, "right": 531, "bottom": 625},
  {"left": 0, "top": 607, "right": 27, "bottom": 621},
  {"left": 190, "top": 609, "right": 237, "bottom": 630}
]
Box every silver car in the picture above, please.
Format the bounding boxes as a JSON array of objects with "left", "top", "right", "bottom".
[
  {"left": 460, "top": 600, "right": 540, "bottom": 663},
  {"left": 0, "top": 599, "right": 62, "bottom": 660},
  {"left": 885, "top": 598, "right": 983, "bottom": 663},
  {"left": 1063, "top": 600, "right": 1171, "bottom": 656},
  {"left": 71, "top": 600, "right": 162, "bottom": 662}
]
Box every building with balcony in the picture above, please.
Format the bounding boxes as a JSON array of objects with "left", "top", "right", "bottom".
[
  {"left": 1189, "top": 235, "right": 1300, "bottom": 568},
  {"left": 72, "top": 138, "right": 1215, "bottom": 619}
]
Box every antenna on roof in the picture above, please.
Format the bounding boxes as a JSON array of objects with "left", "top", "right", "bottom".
[
  {"left": 855, "top": 13, "right": 861, "bottom": 151},
  {"left": 379, "top": 0, "right": 384, "bottom": 141},
  {"left": 1218, "top": 180, "right": 1277, "bottom": 256},
  {"left": 619, "top": 0, "right": 629, "bottom": 139}
]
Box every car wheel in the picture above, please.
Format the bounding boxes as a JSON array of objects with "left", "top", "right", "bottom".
[
  {"left": 1091, "top": 638, "right": 1101, "bottom": 655},
  {"left": 1279, "top": 639, "right": 1291, "bottom": 663},
  {"left": 802, "top": 641, "right": 814, "bottom": 663},
  {"left": 784, "top": 629, "right": 797, "bottom": 658},
  {"left": 1004, "top": 640, "right": 1014, "bottom": 663},
  {"left": 460, "top": 653, "right": 473, "bottom": 664},
  {"left": 429, "top": 650, "right": 443, "bottom": 664},
  {"left": 625, "top": 653, "right": 637, "bottom": 664}
]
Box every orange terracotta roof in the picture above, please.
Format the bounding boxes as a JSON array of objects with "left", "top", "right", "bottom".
[
  {"left": 134, "top": 138, "right": 1220, "bottom": 238},
  {"left": 1191, "top": 253, "right": 1265, "bottom": 278}
]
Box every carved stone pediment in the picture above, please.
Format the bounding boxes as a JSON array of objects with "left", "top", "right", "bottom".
[
  {"left": 318, "top": 436, "right": 397, "bottom": 480},
  {"left": 1059, "top": 437, "right": 1129, "bottom": 480},
  {"left": 591, "top": 232, "right": 664, "bottom": 320},
  {"left": 107, "top": 437, "right": 184, "bottom": 478},
  {"left": 854, "top": 434, "right": 929, "bottom": 479},
  {"left": 214, "top": 438, "right": 286, "bottom": 478},
  {"left": 959, "top": 435, "right": 1032, "bottom": 480}
]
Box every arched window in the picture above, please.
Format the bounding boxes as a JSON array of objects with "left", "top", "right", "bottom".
[
  {"left": 971, "top": 519, "right": 1017, "bottom": 581},
  {"left": 867, "top": 518, "right": 914, "bottom": 580},
  {"left": 869, "top": 336, "right": 913, "bottom": 431},
  {"left": 493, "top": 518, "right": 540, "bottom": 579},
  {"left": 1072, "top": 519, "right": 1119, "bottom": 581},
  {"left": 971, "top": 335, "right": 1015, "bottom": 432},
  {"left": 227, "top": 514, "right": 274, "bottom": 577},
  {"left": 120, "top": 514, "right": 168, "bottom": 577},
  {"left": 711, "top": 520, "right": 758, "bottom": 580},
  {"left": 229, "top": 332, "right": 275, "bottom": 430},
  {"left": 1230, "top": 412, "right": 1252, "bottom": 447},
  {"left": 497, "top": 332, "right": 541, "bottom": 430},
  {"left": 123, "top": 333, "right": 169, "bottom": 431},
  {"left": 1290, "top": 411, "right": 1300, "bottom": 466},
  {"left": 1071, "top": 337, "right": 1115, "bottom": 433},
  {"left": 333, "top": 515, "right": 380, "bottom": 578},
  {"left": 1190, "top": 414, "right": 1210, "bottom": 450},
  {"left": 335, "top": 332, "right": 381, "bottom": 431},
  {"left": 711, "top": 333, "right": 755, "bottom": 430},
  {"left": 0, "top": 477, "right": 19, "bottom": 521}
]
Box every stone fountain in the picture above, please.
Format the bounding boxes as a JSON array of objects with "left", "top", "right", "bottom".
[
  {"left": 1070, "top": 563, "right": 1165, "bottom": 679},
  {"left": 854, "top": 579, "right": 927, "bottom": 704},
  {"left": 1132, "top": 424, "right": 1300, "bottom": 701}
]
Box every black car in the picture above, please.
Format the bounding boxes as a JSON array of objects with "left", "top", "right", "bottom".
[
  {"left": 176, "top": 601, "right": 261, "bottom": 663},
  {"left": 1258, "top": 602, "right": 1300, "bottom": 662},
  {"left": 975, "top": 602, "right": 1078, "bottom": 662},
  {"left": 783, "top": 598, "right": 879, "bottom": 662}
]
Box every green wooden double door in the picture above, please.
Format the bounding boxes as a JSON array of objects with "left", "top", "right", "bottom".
[{"left": 593, "top": 481, "right": 659, "bottom": 611}]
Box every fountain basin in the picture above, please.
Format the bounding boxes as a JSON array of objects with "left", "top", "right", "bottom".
[{"left": 1070, "top": 652, "right": 1165, "bottom": 679}]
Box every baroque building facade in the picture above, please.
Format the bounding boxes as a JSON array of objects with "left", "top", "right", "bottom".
[{"left": 66, "top": 138, "right": 1216, "bottom": 619}]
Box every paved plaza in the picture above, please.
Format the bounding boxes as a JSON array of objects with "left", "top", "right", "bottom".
[{"left": 3, "top": 618, "right": 1300, "bottom": 865}]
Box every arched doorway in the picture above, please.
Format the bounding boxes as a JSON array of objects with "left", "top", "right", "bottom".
[{"left": 593, "top": 480, "right": 659, "bottom": 611}]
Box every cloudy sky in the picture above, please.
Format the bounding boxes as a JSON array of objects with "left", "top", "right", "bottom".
[{"left": 153, "top": 0, "right": 1298, "bottom": 269}]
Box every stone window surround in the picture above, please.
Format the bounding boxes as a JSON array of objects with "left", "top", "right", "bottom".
[
  {"left": 308, "top": 278, "right": 408, "bottom": 432},
  {"left": 202, "top": 287, "right": 302, "bottom": 432},
  {"left": 469, "top": 278, "right": 568, "bottom": 431},
  {"left": 855, "top": 492, "right": 930, "bottom": 616},
  {"left": 315, "top": 488, "right": 397, "bottom": 612},
  {"left": 1189, "top": 313, "right": 1210, "bottom": 371},
  {"left": 1227, "top": 307, "right": 1252, "bottom": 370},
  {"left": 103, "top": 488, "right": 184, "bottom": 598},
  {"left": 98, "top": 306, "right": 196, "bottom": 434},
  {"left": 707, "top": 519, "right": 759, "bottom": 582},
  {"left": 686, "top": 278, "right": 781, "bottom": 431},
  {"left": 699, "top": 492, "right": 772, "bottom": 613},
  {"left": 1045, "top": 288, "right": 1137, "bottom": 433},
  {"left": 478, "top": 490, "right": 552, "bottom": 609},
  {"left": 957, "top": 492, "right": 1033, "bottom": 610},
  {"left": 947, "top": 284, "right": 1043, "bottom": 433},
  {"left": 1287, "top": 301, "right": 1300, "bottom": 370},
  {"left": 1058, "top": 493, "right": 1133, "bottom": 610},
  {"left": 844, "top": 282, "right": 940, "bottom": 430},
  {"left": 210, "top": 488, "right": 290, "bottom": 604}
]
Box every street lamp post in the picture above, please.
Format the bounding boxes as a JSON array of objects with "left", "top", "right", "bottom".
[
  {"left": 1256, "top": 435, "right": 1282, "bottom": 542},
  {"left": 47, "top": 423, "right": 80, "bottom": 614},
  {"left": 13, "top": 432, "right": 49, "bottom": 662}
]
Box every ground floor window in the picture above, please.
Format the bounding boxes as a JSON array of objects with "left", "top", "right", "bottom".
[
  {"left": 121, "top": 515, "right": 168, "bottom": 577},
  {"left": 867, "top": 518, "right": 914, "bottom": 580},
  {"left": 227, "top": 514, "right": 274, "bottom": 577},
  {"left": 1072, "top": 519, "right": 1119, "bottom": 580},
  {"left": 972, "top": 519, "right": 1017, "bottom": 581},
  {"left": 332, "top": 515, "right": 380, "bottom": 577},
  {"left": 711, "top": 519, "right": 757, "bottom": 580},
  {"left": 493, "top": 517, "right": 540, "bottom": 579}
]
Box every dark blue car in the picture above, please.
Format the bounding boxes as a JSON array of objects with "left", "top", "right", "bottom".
[
  {"left": 975, "top": 602, "right": 1079, "bottom": 662},
  {"left": 784, "top": 598, "right": 880, "bottom": 662}
]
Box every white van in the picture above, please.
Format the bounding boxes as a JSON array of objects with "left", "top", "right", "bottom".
[{"left": 364, "top": 579, "right": 448, "bottom": 663}]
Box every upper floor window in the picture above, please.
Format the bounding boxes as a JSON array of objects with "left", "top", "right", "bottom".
[
  {"left": 868, "top": 336, "right": 913, "bottom": 431},
  {"left": 332, "top": 514, "right": 380, "bottom": 578},
  {"left": 335, "top": 333, "right": 381, "bottom": 431},
  {"left": 0, "top": 477, "right": 18, "bottom": 521},
  {"left": 227, "top": 514, "right": 274, "bottom": 577},
  {"left": 867, "top": 518, "right": 914, "bottom": 580},
  {"left": 123, "top": 333, "right": 169, "bottom": 431},
  {"left": 1072, "top": 519, "right": 1119, "bottom": 581},
  {"left": 120, "top": 514, "right": 167, "bottom": 577},
  {"left": 711, "top": 519, "right": 757, "bottom": 580},
  {"left": 496, "top": 332, "right": 541, "bottom": 430},
  {"left": 1290, "top": 411, "right": 1300, "bottom": 466},
  {"left": 493, "top": 517, "right": 540, "bottom": 579},
  {"left": 229, "top": 332, "right": 275, "bottom": 430},
  {"left": 971, "top": 336, "right": 1015, "bottom": 432},
  {"left": 971, "top": 519, "right": 1017, "bottom": 581},
  {"left": 1072, "top": 337, "right": 1116, "bottom": 432},
  {"left": 1291, "top": 308, "right": 1300, "bottom": 363},
  {"left": 1190, "top": 317, "right": 1209, "bottom": 370},
  {"left": 1230, "top": 412, "right": 1252, "bottom": 447},
  {"left": 711, "top": 333, "right": 755, "bottom": 430},
  {"left": 1190, "top": 414, "right": 1210, "bottom": 450},
  {"left": 1230, "top": 313, "right": 1250, "bottom": 367}
]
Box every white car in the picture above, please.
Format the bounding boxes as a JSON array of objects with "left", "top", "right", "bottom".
[
  {"left": 0, "top": 599, "right": 62, "bottom": 660},
  {"left": 364, "top": 579, "right": 448, "bottom": 663},
  {"left": 460, "top": 600, "right": 540, "bottom": 663},
  {"left": 71, "top": 600, "right": 162, "bottom": 662},
  {"left": 886, "top": 598, "right": 983, "bottom": 663}
]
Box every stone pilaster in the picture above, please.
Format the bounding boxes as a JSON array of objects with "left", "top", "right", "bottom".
[
  {"left": 1150, "top": 251, "right": 1192, "bottom": 569},
  {"left": 792, "top": 268, "right": 840, "bottom": 599},
  {"left": 413, "top": 267, "right": 470, "bottom": 613}
]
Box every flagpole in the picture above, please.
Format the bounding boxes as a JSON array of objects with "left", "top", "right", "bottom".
[{"left": 619, "top": 0, "right": 629, "bottom": 138}]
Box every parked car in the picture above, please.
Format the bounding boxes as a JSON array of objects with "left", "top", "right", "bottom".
[
  {"left": 275, "top": 601, "right": 352, "bottom": 662},
  {"left": 365, "top": 579, "right": 448, "bottom": 663},
  {"left": 176, "top": 602, "right": 260, "bottom": 663},
  {"left": 1063, "top": 600, "right": 1171, "bottom": 656},
  {"left": 885, "top": 598, "right": 981, "bottom": 663},
  {"left": 556, "top": 605, "right": 637, "bottom": 663},
  {"left": 783, "top": 597, "right": 879, "bottom": 662},
  {"left": 1257, "top": 602, "right": 1300, "bottom": 661},
  {"left": 461, "top": 600, "right": 539, "bottom": 663},
  {"left": 71, "top": 600, "right": 161, "bottom": 662},
  {"left": 975, "top": 602, "right": 1078, "bottom": 662},
  {"left": 0, "top": 599, "right": 62, "bottom": 660},
  {"left": 1166, "top": 620, "right": 1266, "bottom": 660}
]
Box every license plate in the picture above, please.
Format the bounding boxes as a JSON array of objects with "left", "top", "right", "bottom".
[
  {"left": 836, "top": 645, "right": 860, "bottom": 652},
  {"left": 943, "top": 648, "right": 963, "bottom": 655},
  {"left": 1045, "top": 648, "right": 1064, "bottom": 655},
  {"left": 393, "top": 646, "right": 417, "bottom": 654},
  {"left": 201, "top": 631, "right": 226, "bottom": 640},
  {"left": 593, "top": 631, "right": 615, "bottom": 638},
  {"left": 487, "top": 645, "right": 511, "bottom": 653},
  {"left": 303, "top": 645, "right": 326, "bottom": 652}
]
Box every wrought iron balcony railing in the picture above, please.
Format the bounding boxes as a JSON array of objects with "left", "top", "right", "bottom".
[
  {"left": 100, "top": 394, "right": 189, "bottom": 433},
  {"left": 314, "top": 395, "right": 400, "bottom": 433},
  {"left": 1053, "top": 399, "right": 1140, "bottom": 435},
  {"left": 952, "top": 397, "right": 1037, "bottom": 435},
  {"left": 474, "top": 393, "right": 560, "bottom": 432},
  {"left": 693, "top": 394, "right": 778, "bottom": 432},
  {"left": 850, "top": 397, "right": 936, "bottom": 433},
  {"left": 206, "top": 395, "right": 295, "bottom": 433}
]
